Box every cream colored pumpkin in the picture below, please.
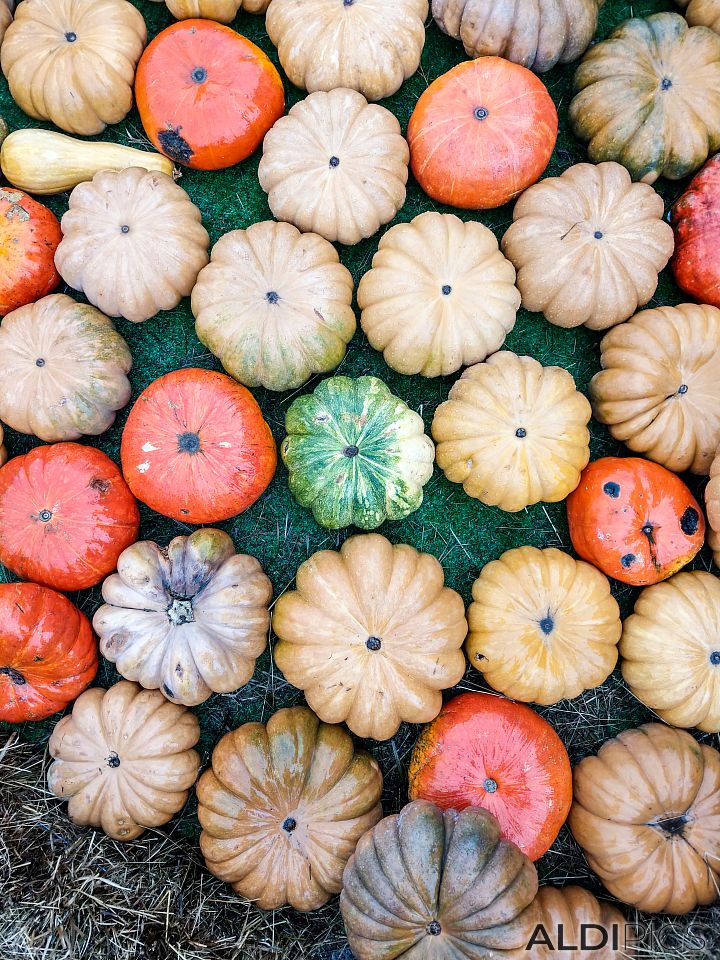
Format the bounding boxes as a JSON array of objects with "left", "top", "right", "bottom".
[
  {"left": 358, "top": 212, "right": 520, "bottom": 377},
  {"left": 192, "top": 221, "right": 356, "bottom": 392},
  {"left": 706, "top": 447, "right": 720, "bottom": 566},
  {"left": 266, "top": 0, "right": 428, "bottom": 101},
  {"left": 501, "top": 162, "right": 674, "bottom": 330},
  {"left": 678, "top": 0, "right": 720, "bottom": 33},
  {"left": 272, "top": 534, "right": 467, "bottom": 741},
  {"left": 590, "top": 303, "right": 720, "bottom": 474},
  {"left": 165, "top": 0, "right": 269, "bottom": 22},
  {"left": 56, "top": 168, "right": 210, "bottom": 323},
  {"left": 432, "top": 352, "right": 591, "bottom": 512},
  {"left": 47, "top": 680, "right": 200, "bottom": 841},
  {"left": 532, "top": 886, "right": 634, "bottom": 959},
  {"left": 1, "top": 0, "right": 146, "bottom": 136},
  {"left": 0, "top": 294, "right": 131, "bottom": 442},
  {"left": 0, "top": 1, "right": 12, "bottom": 45},
  {"left": 94, "top": 529, "right": 272, "bottom": 707},
  {"left": 258, "top": 88, "right": 409, "bottom": 246}
]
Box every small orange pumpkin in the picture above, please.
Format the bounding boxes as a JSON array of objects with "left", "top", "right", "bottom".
[
  {"left": 0, "top": 186, "right": 61, "bottom": 316},
  {"left": 672, "top": 153, "right": 720, "bottom": 308}
]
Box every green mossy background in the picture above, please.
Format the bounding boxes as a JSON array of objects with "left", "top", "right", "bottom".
[{"left": 1, "top": 1, "right": 719, "bottom": 957}]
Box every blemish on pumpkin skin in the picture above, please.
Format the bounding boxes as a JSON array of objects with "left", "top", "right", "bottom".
[
  {"left": 158, "top": 126, "right": 194, "bottom": 165},
  {"left": 89, "top": 477, "right": 110, "bottom": 494}
]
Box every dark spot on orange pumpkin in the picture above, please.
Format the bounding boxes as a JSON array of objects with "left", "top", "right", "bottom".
[
  {"left": 620, "top": 553, "right": 636, "bottom": 568},
  {"left": 0, "top": 666, "right": 26, "bottom": 685},
  {"left": 680, "top": 506, "right": 699, "bottom": 536},
  {"left": 603, "top": 481, "right": 620, "bottom": 498},
  {"left": 158, "top": 126, "right": 194, "bottom": 165},
  {"left": 90, "top": 477, "right": 110, "bottom": 494}
]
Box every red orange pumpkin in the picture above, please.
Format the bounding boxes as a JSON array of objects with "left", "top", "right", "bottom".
[
  {"left": 407, "top": 57, "right": 558, "bottom": 209},
  {"left": 0, "top": 186, "right": 61, "bottom": 316},
  {"left": 672, "top": 153, "right": 720, "bottom": 308},
  {"left": 135, "top": 20, "right": 285, "bottom": 170},
  {"left": 0, "top": 443, "right": 139, "bottom": 592},
  {"left": 408, "top": 692, "right": 572, "bottom": 860},
  {"left": 121, "top": 368, "right": 276, "bottom": 524},
  {"left": 567, "top": 457, "right": 704, "bottom": 587}
]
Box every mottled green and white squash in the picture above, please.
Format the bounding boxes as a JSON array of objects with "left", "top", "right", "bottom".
[{"left": 281, "top": 376, "right": 435, "bottom": 529}]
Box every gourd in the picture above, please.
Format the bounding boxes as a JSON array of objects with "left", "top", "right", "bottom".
[
  {"left": 1, "top": 0, "right": 147, "bottom": 136},
  {"left": 0, "top": 187, "right": 61, "bottom": 316},
  {"left": 408, "top": 58, "right": 558, "bottom": 209},
  {"left": 0, "top": 294, "right": 132, "bottom": 442},
  {"left": 677, "top": 0, "right": 720, "bottom": 33},
  {"left": 358, "top": 212, "right": 520, "bottom": 377},
  {"left": 281, "top": 377, "right": 435, "bottom": 529},
  {"left": 567, "top": 457, "right": 704, "bottom": 586},
  {"left": 55, "top": 168, "right": 209, "bottom": 324},
  {"left": 341, "top": 801, "right": 540, "bottom": 960},
  {"left": 0, "top": 582, "right": 97, "bottom": 723},
  {"left": 192, "top": 221, "right": 356, "bottom": 392},
  {"left": 259, "top": 88, "right": 409, "bottom": 246},
  {"left": 408, "top": 692, "right": 573, "bottom": 860},
  {"left": 501, "top": 161, "right": 674, "bottom": 330},
  {"left": 0, "top": 129, "right": 174, "bottom": 195},
  {"left": 94, "top": 529, "right": 272, "bottom": 707},
  {"left": 672, "top": 153, "right": 720, "bottom": 308},
  {"left": 467, "top": 546, "right": 621, "bottom": 705},
  {"left": 432, "top": 352, "right": 591, "bottom": 512},
  {"left": 165, "top": 0, "right": 270, "bottom": 22},
  {"left": 569, "top": 13, "right": 720, "bottom": 183},
  {"left": 0, "top": 442, "right": 140, "bottom": 592},
  {"left": 48, "top": 681, "right": 200, "bottom": 841},
  {"left": 569, "top": 723, "right": 720, "bottom": 913},
  {"left": 532, "top": 886, "right": 634, "bottom": 960},
  {"left": 590, "top": 304, "right": 720, "bottom": 474},
  {"left": 197, "top": 705, "right": 383, "bottom": 911},
  {"left": 121, "top": 368, "right": 276, "bottom": 524},
  {"left": 266, "top": 0, "right": 428, "bottom": 101},
  {"left": 706, "top": 446, "right": 720, "bottom": 566}
]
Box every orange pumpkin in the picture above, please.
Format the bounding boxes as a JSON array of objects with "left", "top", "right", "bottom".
[
  {"left": 672, "top": 153, "right": 720, "bottom": 308},
  {"left": 135, "top": 20, "right": 285, "bottom": 170},
  {"left": 0, "top": 186, "right": 61, "bottom": 316},
  {"left": 121, "top": 368, "right": 276, "bottom": 524},
  {"left": 407, "top": 57, "right": 558, "bottom": 209},
  {"left": 408, "top": 692, "right": 572, "bottom": 860},
  {"left": 0, "top": 582, "right": 97, "bottom": 723},
  {"left": 567, "top": 457, "right": 704, "bottom": 587},
  {"left": 0, "top": 443, "right": 139, "bottom": 592}
]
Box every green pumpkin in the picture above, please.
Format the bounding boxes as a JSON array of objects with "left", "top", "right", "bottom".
[{"left": 281, "top": 376, "right": 435, "bottom": 529}]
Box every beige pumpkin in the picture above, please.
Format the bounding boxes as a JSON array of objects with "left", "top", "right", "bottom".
[
  {"left": 55, "top": 168, "right": 210, "bottom": 323},
  {"left": 0, "top": 1, "right": 12, "bottom": 45},
  {"left": 678, "top": 0, "right": 720, "bottom": 32},
  {"left": 258, "top": 88, "right": 409, "bottom": 246},
  {"left": 358, "top": 212, "right": 520, "bottom": 377},
  {"left": 706, "top": 447, "right": 720, "bottom": 566},
  {"left": 590, "top": 303, "right": 720, "bottom": 474},
  {"left": 165, "top": 0, "right": 269, "bottom": 21},
  {"left": 0, "top": 294, "right": 131, "bottom": 442},
  {"left": 47, "top": 680, "right": 200, "bottom": 841},
  {"left": 192, "top": 221, "right": 356, "bottom": 392},
  {"left": 1, "top": 0, "right": 146, "bottom": 136},
  {"left": 501, "top": 162, "right": 674, "bottom": 330},
  {"left": 532, "top": 886, "right": 634, "bottom": 959},
  {"left": 272, "top": 534, "right": 467, "bottom": 741},
  {"left": 433, "top": 352, "right": 591, "bottom": 512}
]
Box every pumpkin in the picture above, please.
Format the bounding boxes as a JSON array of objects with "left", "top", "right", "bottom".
[
  {"left": 501, "top": 162, "right": 674, "bottom": 330},
  {"left": 0, "top": 0, "right": 11, "bottom": 44},
  {"left": 407, "top": 58, "right": 558, "bottom": 210},
  {"left": 281, "top": 376, "right": 434, "bottom": 530},
  {"left": 566, "top": 457, "right": 704, "bottom": 587},
  {"left": 0, "top": 187, "right": 61, "bottom": 317},
  {"left": 432, "top": 352, "right": 591, "bottom": 513},
  {"left": 0, "top": 443, "right": 139, "bottom": 591},
  {"left": 121, "top": 368, "right": 276, "bottom": 524},
  {"left": 192, "top": 221, "right": 356, "bottom": 392},
  {"left": 671, "top": 153, "right": 720, "bottom": 308},
  {"left": 467, "top": 547, "right": 621, "bottom": 706},
  {"left": 0, "top": 294, "right": 132, "bottom": 442},
  {"left": 272, "top": 534, "right": 467, "bottom": 741},
  {"left": 590, "top": 304, "right": 720, "bottom": 474},
  {"left": 135, "top": 20, "right": 284, "bottom": 171},
  {"left": 706, "top": 446, "right": 720, "bottom": 566},
  {"left": 197, "top": 704, "right": 383, "bottom": 911},
  {"left": 165, "top": 0, "right": 270, "bottom": 22},
  {"left": 0, "top": 582, "right": 97, "bottom": 723},
  {"left": 408, "top": 692, "right": 573, "bottom": 860},
  {"left": 266, "top": 0, "right": 428, "bottom": 101},
  {"left": 357, "top": 212, "right": 520, "bottom": 378},
  {"left": 94, "top": 529, "right": 272, "bottom": 707},
  {"left": 258, "top": 88, "right": 409, "bottom": 246},
  {"left": 531, "top": 886, "right": 633, "bottom": 960},
  {"left": 569, "top": 13, "right": 720, "bottom": 184},
  {"left": 569, "top": 723, "right": 720, "bottom": 914},
  {"left": 1, "top": 0, "right": 146, "bottom": 136},
  {"left": 47, "top": 680, "right": 200, "bottom": 841},
  {"left": 678, "top": 0, "right": 720, "bottom": 32},
  {"left": 341, "top": 801, "right": 540, "bottom": 960},
  {"left": 55, "top": 168, "right": 209, "bottom": 324}
]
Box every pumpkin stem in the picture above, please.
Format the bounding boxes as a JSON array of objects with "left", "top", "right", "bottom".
[
  {"left": 426, "top": 921, "right": 442, "bottom": 936},
  {"left": 282, "top": 817, "right": 297, "bottom": 833},
  {"left": 652, "top": 813, "right": 687, "bottom": 836},
  {"left": 167, "top": 598, "right": 195, "bottom": 625}
]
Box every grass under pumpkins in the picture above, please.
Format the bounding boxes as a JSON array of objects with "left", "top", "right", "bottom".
[{"left": 0, "top": 0, "right": 719, "bottom": 958}]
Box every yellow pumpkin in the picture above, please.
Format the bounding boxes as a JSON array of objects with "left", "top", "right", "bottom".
[
  {"left": 165, "top": 0, "right": 269, "bottom": 22},
  {"left": 531, "top": 886, "right": 634, "bottom": 959},
  {"left": 706, "top": 447, "right": 720, "bottom": 566},
  {"left": 678, "top": 0, "right": 720, "bottom": 33}
]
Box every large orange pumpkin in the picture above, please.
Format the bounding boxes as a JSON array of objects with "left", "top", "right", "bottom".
[
  {"left": 407, "top": 57, "right": 558, "bottom": 209},
  {"left": 135, "top": 20, "right": 285, "bottom": 170},
  {"left": 567, "top": 457, "right": 704, "bottom": 587},
  {"left": 0, "top": 186, "right": 61, "bottom": 316},
  {"left": 121, "top": 368, "right": 276, "bottom": 524},
  {"left": 672, "top": 153, "right": 720, "bottom": 308},
  {"left": 408, "top": 692, "right": 572, "bottom": 860},
  {"left": 0, "top": 582, "right": 97, "bottom": 723}
]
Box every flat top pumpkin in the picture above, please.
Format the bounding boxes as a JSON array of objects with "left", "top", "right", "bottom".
[
  {"left": 672, "top": 152, "right": 720, "bottom": 308},
  {"left": 532, "top": 886, "right": 633, "bottom": 960},
  {"left": 678, "top": 0, "right": 720, "bottom": 32},
  {"left": 0, "top": 186, "right": 61, "bottom": 316},
  {"left": 164, "top": 0, "right": 271, "bottom": 22}
]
